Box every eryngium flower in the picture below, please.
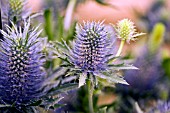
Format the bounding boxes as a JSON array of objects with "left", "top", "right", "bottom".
[
  {"left": 0, "top": 21, "right": 45, "bottom": 108},
  {"left": 72, "top": 21, "right": 112, "bottom": 72},
  {"left": 114, "top": 19, "right": 145, "bottom": 43}
]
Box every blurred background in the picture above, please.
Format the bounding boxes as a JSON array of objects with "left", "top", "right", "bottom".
[{"left": 1, "top": 0, "right": 170, "bottom": 112}]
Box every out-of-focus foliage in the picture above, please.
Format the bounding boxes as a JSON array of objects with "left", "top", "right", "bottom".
[
  {"left": 148, "top": 23, "right": 165, "bottom": 53},
  {"left": 138, "top": 0, "right": 170, "bottom": 43},
  {"left": 114, "top": 23, "right": 166, "bottom": 113}
]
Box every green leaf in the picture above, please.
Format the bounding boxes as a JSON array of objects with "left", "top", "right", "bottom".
[
  {"left": 41, "top": 96, "right": 64, "bottom": 110},
  {"left": 47, "top": 83, "right": 78, "bottom": 96},
  {"left": 56, "top": 14, "right": 64, "bottom": 41},
  {"left": 162, "top": 58, "right": 170, "bottom": 78},
  {"left": 50, "top": 103, "right": 65, "bottom": 109},
  {"left": 79, "top": 73, "right": 87, "bottom": 87},
  {"left": 52, "top": 39, "right": 72, "bottom": 56},
  {"left": 0, "top": 104, "right": 11, "bottom": 108},
  {"left": 98, "top": 107, "right": 107, "bottom": 113},
  {"left": 95, "top": 0, "right": 116, "bottom": 8},
  {"left": 66, "top": 21, "right": 76, "bottom": 41},
  {"left": 106, "top": 56, "right": 120, "bottom": 63},
  {"left": 28, "top": 100, "right": 42, "bottom": 106},
  {"left": 94, "top": 72, "right": 129, "bottom": 85},
  {"left": 44, "top": 9, "right": 54, "bottom": 41},
  {"left": 148, "top": 23, "right": 165, "bottom": 53}
]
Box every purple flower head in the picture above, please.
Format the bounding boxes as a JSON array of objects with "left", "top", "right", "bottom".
[
  {"left": 72, "top": 21, "right": 113, "bottom": 72},
  {"left": 0, "top": 21, "right": 46, "bottom": 107},
  {"left": 54, "top": 21, "right": 137, "bottom": 87}
]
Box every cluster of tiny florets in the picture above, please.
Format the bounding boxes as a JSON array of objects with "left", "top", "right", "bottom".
[
  {"left": 72, "top": 21, "right": 111, "bottom": 72},
  {"left": 0, "top": 22, "right": 46, "bottom": 107},
  {"left": 114, "top": 19, "right": 145, "bottom": 43},
  {"left": 9, "top": 0, "right": 24, "bottom": 21},
  {"left": 116, "top": 19, "right": 136, "bottom": 42}
]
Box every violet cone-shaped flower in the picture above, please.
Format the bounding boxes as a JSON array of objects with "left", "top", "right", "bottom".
[
  {"left": 71, "top": 21, "right": 113, "bottom": 72},
  {"left": 54, "top": 21, "right": 133, "bottom": 87},
  {"left": 0, "top": 21, "right": 46, "bottom": 108}
]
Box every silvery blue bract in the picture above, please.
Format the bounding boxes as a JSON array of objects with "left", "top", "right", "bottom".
[{"left": 0, "top": 21, "right": 45, "bottom": 110}]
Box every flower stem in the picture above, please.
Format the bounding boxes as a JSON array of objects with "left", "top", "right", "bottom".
[
  {"left": 111, "top": 40, "right": 125, "bottom": 63},
  {"left": 116, "top": 40, "right": 125, "bottom": 57},
  {"left": 86, "top": 79, "right": 94, "bottom": 113}
]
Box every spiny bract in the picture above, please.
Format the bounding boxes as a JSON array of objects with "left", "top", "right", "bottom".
[
  {"left": 0, "top": 21, "right": 46, "bottom": 108},
  {"left": 72, "top": 21, "right": 112, "bottom": 72}
]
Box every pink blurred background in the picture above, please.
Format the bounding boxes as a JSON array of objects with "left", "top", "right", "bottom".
[{"left": 28, "top": 0, "right": 170, "bottom": 23}]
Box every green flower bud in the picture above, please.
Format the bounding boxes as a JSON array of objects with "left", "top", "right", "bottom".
[{"left": 114, "top": 19, "right": 145, "bottom": 43}]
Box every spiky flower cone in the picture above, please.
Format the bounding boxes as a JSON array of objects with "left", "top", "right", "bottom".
[
  {"left": 72, "top": 21, "right": 112, "bottom": 72},
  {"left": 0, "top": 21, "right": 46, "bottom": 110}
]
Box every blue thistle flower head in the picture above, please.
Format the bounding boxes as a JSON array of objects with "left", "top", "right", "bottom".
[
  {"left": 54, "top": 21, "right": 138, "bottom": 87},
  {"left": 0, "top": 21, "right": 46, "bottom": 108},
  {"left": 72, "top": 21, "right": 113, "bottom": 72}
]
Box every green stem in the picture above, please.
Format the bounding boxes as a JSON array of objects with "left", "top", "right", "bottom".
[
  {"left": 86, "top": 79, "right": 94, "bottom": 113},
  {"left": 116, "top": 40, "right": 125, "bottom": 57},
  {"left": 111, "top": 40, "right": 125, "bottom": 63}
]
